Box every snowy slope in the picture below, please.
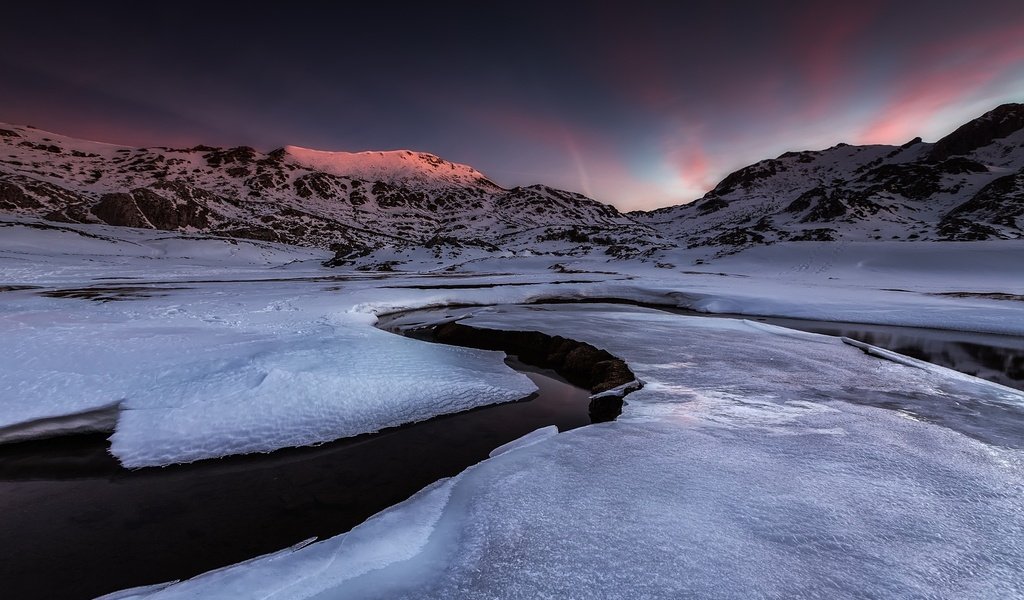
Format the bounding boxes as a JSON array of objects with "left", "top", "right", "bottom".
[
  {"left": 634, "top": 103, "right": 1024, "bottom": 255},
  {"left": 283, "top": 146, "right": 495, "bottom": 188}
]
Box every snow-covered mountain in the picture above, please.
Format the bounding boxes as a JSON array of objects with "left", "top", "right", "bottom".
[
  {"left": 1, "top": 104, "right": 1022, "bottom": 266},
  {"left": 634, "top": 103, "right": 1024, "bottom": 255},
  {"left": 0, "top": 125, "right": 666, "bottom": 266}
]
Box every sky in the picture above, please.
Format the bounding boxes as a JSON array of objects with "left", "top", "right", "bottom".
[{"left": 1, "top": 1, "right": 1023, "bottom": 211}]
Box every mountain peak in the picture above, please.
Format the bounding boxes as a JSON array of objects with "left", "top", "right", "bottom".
[
  {"left": 929, "top": 103, "right": 1024, "bottom": 161},
  {"left": 282, "top": 145, "right": 495, "bottom": 188}
]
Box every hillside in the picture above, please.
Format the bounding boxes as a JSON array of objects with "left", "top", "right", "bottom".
[
  {"left": 0, "top": 125, "right": 665, "bottom": 267},
  {"left": 634, "top": 103, "right": 1024, "bottom": 255}
]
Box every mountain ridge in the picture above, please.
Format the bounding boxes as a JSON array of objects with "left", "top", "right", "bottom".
[
  {"left": 633, "top": 103, "right": 1024, "bottom": 255},
  {"left": 1, "top": 103, "right": 1022, "bottom": 268}
]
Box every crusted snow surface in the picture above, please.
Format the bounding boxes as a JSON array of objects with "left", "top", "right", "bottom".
[
  {"left": 0, "top": 225, "right": 552, "bottom": 466},
  {"left": 0, "top": 288, "right": 536, "bottom": 467},
  {"left": 106, "top": 303, "right": 1024, "bottom": 599},
  {"left": 487, "top": 424, "right": 558, "bottom": 458}
]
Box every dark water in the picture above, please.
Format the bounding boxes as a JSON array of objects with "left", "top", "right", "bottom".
[{"left": 0, "top": 360, "right": 591, "bottom": 600}]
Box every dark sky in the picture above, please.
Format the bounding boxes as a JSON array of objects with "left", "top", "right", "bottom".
[{"left": 2, "top": 2, "right": 1023, "bottom": 210}]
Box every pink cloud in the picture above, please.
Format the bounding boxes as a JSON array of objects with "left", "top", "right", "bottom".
[
  {"left": 788, "top": 1, "right": 883, "bottom": 115},
  {"left": 858, "top": 22, "right": 1024, "bottom": 144},
  {"left": 665, "top": 135, "right": 714, "bottom": 193}
]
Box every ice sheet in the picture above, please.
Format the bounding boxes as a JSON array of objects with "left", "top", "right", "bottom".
[
  {"left": 3, "top": 220, "right": 1024, "bottom": 597},
  {"left": 103, "top": 303, "right": 1024, "bottom": 599}
]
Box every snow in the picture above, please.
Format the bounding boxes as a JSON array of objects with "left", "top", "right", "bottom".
[
  {"left": 0, "top": 280, "right": 537, "bottom": 466},
  {"left": 283, "top": 146, "right": 493, "bottom": 188},
  {"left": 0, "top": 225, "right": 555, "bottom": 467},
  {"left": 96, "top": 303, "right": 1024, "bottom": 599},
  {"left": 487, "top": 424, "right": 558, "bottom": 458},
  {"left": 2, "top": 221, "right": 1024, "bottom": 596}
]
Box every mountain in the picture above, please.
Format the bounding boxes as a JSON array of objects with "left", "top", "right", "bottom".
[
  {"left": 633, "top": 103, "right": 1024, "bottom": 256},
  {"left": 0, "top": 125, "right": 666, "bottom": 267},
  {"left": 1, "top": 104, "right": 1022, "bottom": 268}
]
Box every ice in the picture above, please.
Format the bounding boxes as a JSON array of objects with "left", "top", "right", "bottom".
[
  {"left": 488, "top": 425, "right": 558, "bottom": 458},
  {"left": 3, "top": 221, "right": 1024, "bottom": 596},
  {"left": 3, "top": 222, "right": 1024, "bottom": 467},
  {"left": 109, "top": 329, "right": 536, "bottom": 467},
  {"left": 0, "top": 305, "right": 536, "bottom": 467},
  {"left": 101, "top": 303, "right": 1024, "bottom": 599},
  {"left": 0, "top": 226, "right": 539, "bottom": 466}
]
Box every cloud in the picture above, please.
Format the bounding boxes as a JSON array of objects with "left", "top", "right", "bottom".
[{"left": 858, "top": 22, "right": 1024, "bottom": 144}]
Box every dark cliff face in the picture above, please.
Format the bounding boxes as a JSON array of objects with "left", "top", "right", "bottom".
[{"left": 928, "top": 103, "right": 1024, "bottom": 161}]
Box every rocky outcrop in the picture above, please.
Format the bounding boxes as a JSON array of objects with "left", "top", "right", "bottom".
[
  {"left": 431, "top": 321, "right": 639, "bottom": 421},
  {"left": 91, "top": 193, "right": 150, "bottom": 228},
  {"left": 940, "top": 170, "right": 1024, "bottom": 240},
  {"left": 0, "top": 180, "right": 43, "bottom": 211}
]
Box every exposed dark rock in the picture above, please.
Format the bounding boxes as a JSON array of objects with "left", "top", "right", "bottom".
[
  {"left": 696, "top": 195, "right": 728, "bottom": 214},
  {"left": 861, "top": 163, "right": 942, "bottom": 200},
  {"left": 785, "top": 187, "right": 825, "bottom": 214},
  {"left": 699, "top": 228, "right": 766, "bottom": 248},
  {"left": 323, "top": 242, "right": 375, "bottom": 267},
  {"left": 294, "top": 172, "right": 346, "bottom": 199},
  {"left": 203, "top": 146, "right": 257, "bottom": 168},
  {"left": 537, "top": 228, "right": 591, "bottom": 243},
  {"left": 0, "top": 180, "right": 43, "bottom": 210},
  {"left": 18, "top": 141, "right": 61, "bottom": 153},
  {"left": 940, "top": 171, "right": 1024, "bottom": 239},
  {"left": 433, "top": 322, "right": 635, "bottom": 394},
  {"left": 802, "top": 193, "right": 847, "bottom": 222},
  {"left": 214, "top": 225, "right": 280, "bottom": 242},
  {"left": 937, "top": 218, "right": 1000, "bottom": 241},
  {"left": 713, "top": 160, "right": 779, "bottom": 195},
  {"left": 791, "top": 228, "right": 837, "bottom": 241},
  {"left": 91, "top": 193, "right": 151, "bottom": 228},
  {"left": 431, "top": 321, "right": 639, "bottom": 421},
  {"left": 937, "top": 157, "right": 988, "bottom": 175},
  {"left": 130, "top": 188, "right": 179, "bottom": 230}
]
